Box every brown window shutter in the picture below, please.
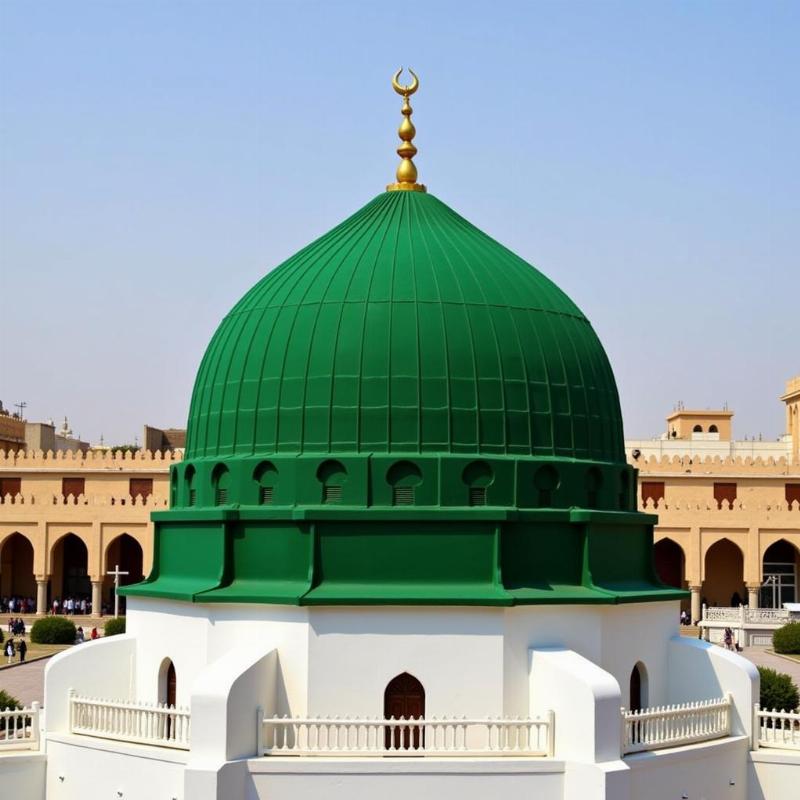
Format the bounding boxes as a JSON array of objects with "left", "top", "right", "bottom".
[
  {"left": 0, "top": 477, "right": 21, "bottom": 498},
  {"left": 713, "top": 482, "right": 737, "bottom": 509},
  {"left": 130, "top": 478, "right": 153, "bottom": 500},
  {"left": 62, "top": 477, "right": 85, "bottom": 498},
  {"left": 641, "top": 481, "right": 665, "bottom": 505},
  {"left": 786, "top": 484, "right": 800, "bottom": 508}
]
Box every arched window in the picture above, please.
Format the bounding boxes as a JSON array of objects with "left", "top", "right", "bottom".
[
  {"left": 384, "top": 672, "right": 425, "bottom": 750},
  {"left": 185, "top": 466, "right": 196, "bottom": 507},
  {"left": 629, "top": 662, "right": 648, "bottom": 711},
  {"left": 170, "top": 470, "right": 177, "bottom": 507},
  {"left": 534, "top": 465, "right": 559, "bottom": 507},
  {"left": 462, "top": 461, "right": 494, "bottom": 506},
  {"left": 585, "top": 467, "right": 603, "bottom": 508},
  {"left": 708, "top": 424, "right": 718, "bottom": 434},
  {"left": 212, "top": 464, "right": 231, "bottom": 506},
  {"left": 254, "top": 461, "right": 278, "bottom": 505},
  {"left": 317, "top": 460, "right": 347, "bottom": 504},
  {"left": 693, "top": 424, "right": 703, "bottom": 433},
  {"left": 159, "top": 658, "right": 178, "bottom": 739},
  {"left": 387, "top": 461, "right": 422, "bottom": 506}
]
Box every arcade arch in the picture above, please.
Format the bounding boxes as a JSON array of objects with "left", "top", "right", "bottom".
[
  {"left": 0, "top": 532, "right": 36, "bottom": 600},
  {"left": 703, "top": 538, "right": 745, "bottom": 608},
  {"left": 760, "top": 539, "right": 800, "bottom": 609},
  {"left": 49, "top": 532, "right": 91, "bottom": 606},
  {"left": 103, "top": 533, "right": 145, "bottom": 616}
]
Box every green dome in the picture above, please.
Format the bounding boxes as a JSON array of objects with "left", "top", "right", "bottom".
[
  {"left": 186, "top": 190, "right": 623, "bottom": 462},
  {"left": 125, "top": 186, "right": 684, "bottom": 609}
]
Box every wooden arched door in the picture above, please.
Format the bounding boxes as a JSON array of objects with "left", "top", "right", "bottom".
[{"left": 384, "top": 672, "right": 425, "bottom": 750}]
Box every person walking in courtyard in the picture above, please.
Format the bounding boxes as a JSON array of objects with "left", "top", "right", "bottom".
[
  {"left": 17, "top": 638, "right": 26, "bottom": 663},
  {"left": 723, "top": 627, "right": 734, "bottom": 650},
  {"left": 4, "top": 638, "right": 15, "bottom": 664}
]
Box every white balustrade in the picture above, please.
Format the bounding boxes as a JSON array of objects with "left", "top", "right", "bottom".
[
  {"left": 621, "top": 695, "right": 731, "bottom": 754},
  {"left": 0, "top": 703, "right": 40, "bottom": 751},
  {"left": 746, "top": 608, "right": 791, "bottom": 624},
  {"left": 753, "top": 704, "right": 800, "bottom": 750},
  {"left": 702, "top": 606, "right": 790, "bottom": 624},
  {"left": 260, "top": 712, "right": 554, "bottom": 757},
  {"left": 69, "top": 689, "right": 190, "bottom": 749}
]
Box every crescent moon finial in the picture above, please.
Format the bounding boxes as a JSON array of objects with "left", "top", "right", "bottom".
[
  {"left": 392, "top": 67, "right": 419, "bottom": 97},
  {"left": 387, "top": 68, "right": 426, "bottom": 193}
]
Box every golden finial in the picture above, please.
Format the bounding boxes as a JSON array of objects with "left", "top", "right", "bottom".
[{"left": 386, "top": 68, "right": 427, "bottom": 193}]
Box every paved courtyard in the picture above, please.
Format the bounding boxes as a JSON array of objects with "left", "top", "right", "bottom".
[
  {"left": 0, "top": 656, "right": 49, "bottom": 706},
  {"left": 742, "top": 647, "right": 800, "bottom": 687}
]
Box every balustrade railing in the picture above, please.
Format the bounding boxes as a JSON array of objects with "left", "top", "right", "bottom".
[
  {"left": 259, "top": 712, "right": 554, "bottom": 757},
  {"left": 621, "top": 695, "right": 731, "bottom": 754},
  {"left": 69, "top": 690, "right": 190, "bottom": 749},
  {"left": 702, "top": 606, "right": 791, "bottom": 624},
  {"left": 0, "top": 703, "right": 40, "bottom": 751},
  {"left": 753, "top": 705, "right": 800, "bottom": 750}
]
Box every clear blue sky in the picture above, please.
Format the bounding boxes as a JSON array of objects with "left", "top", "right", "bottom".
[{"left": 1, "top": 1, "right": 797, "bottom": 445}]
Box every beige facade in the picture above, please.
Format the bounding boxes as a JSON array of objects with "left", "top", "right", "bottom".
[
  {"left": 629, "top": 376, "right": 800, "bottom": 623},
  {"left": 0, "top": 448, "right": 178, "bottom": 614},
  {"left": 0, "top": 409, "right": 25, "bottom": 454}
]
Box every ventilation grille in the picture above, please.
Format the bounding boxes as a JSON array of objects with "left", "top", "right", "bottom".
[
  {"left": 260, "top": 486, "right": 274, "bottom": 505},
  {"left": 392, "top": 486, "right": 415, "bottom": 506},
  {"left": 323, "top": 485, "right": 342, "bottom": 504},
  {"left": 215, "top": 488, "right": 229, "bottom": 506},
  {"left": 188, "top": 489, "right": 197, "bottom": 507},
  {"left": 468, "top": 487, "right": 487, "bottom": 506}
]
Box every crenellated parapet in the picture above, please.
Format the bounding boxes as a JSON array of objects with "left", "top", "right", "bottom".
[
  {"left": 640, "top": 496, "right": 800, "bottom": 514},
  {"left": 0, "top": 492, "right": 169, "bottom": 508},
  {"left": 0, "top": 448, "right": 181, "bottom": 470},
  {"left": 631, "top": 453, "right": 799, "bottom": 474}
]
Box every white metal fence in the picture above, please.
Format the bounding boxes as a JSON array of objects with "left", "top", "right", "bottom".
[
  {"left": 69, "top": 689, "right": 190, "bottom": 749},
  {"left": 260, "top": 712, "right": 554, "bottom": 757},
  {"left": 0, "top": 703, "right": 40, "bottom": 751},
  {"left": 621, "top": 695, "right": 732, "bottom": 754},
  {"left": 753, "top": 704, "right": 800, "bottom": 750}
]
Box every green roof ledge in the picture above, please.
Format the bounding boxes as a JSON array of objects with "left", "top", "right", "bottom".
[{"left": 123, "top": 71, "right": 685, "bottom": 608}]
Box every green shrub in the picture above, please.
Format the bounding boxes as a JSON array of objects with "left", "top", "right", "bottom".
[
  {"left": 30, "top": 616, "right": 76, "bottom": 645},
  {"left": 758, "top": 666, "right": 800, "bottom": 712},
  {"left": 773, "top": 622, "right": 800, "bottom": 655},
  {"left": 103, "top": 617, "right": 126, "bottom": 637},
  {"left": 0, "top": 689, "right": 20, "bottom": 712},
  {"left": 0, "top": 690, "right": 21, "bottom": 731}
]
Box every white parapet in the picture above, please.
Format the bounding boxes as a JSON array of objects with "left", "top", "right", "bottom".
[
  {"left": 753, "top": 705, "right": 800, "bottom": 751},
  {"left": 529, "top": 647, "right": 623, "bottom": 763},
  {"left": 621, "top": 695, "right": 731, "bottom": 754},
  {"left": 69, "top": 691, "right": 190, "bottom": 749},
  {"left": 666, "top": 636, "right": 758, "bottom": 739},
  {"left": 44, "top": 634, "right": 137, "bottom": 734},
  {"left": 260, "top": 713, "right": 553, "bottom": 757},
  {"left": 0, "top": 704, "right": 40, "bottom": 752}
]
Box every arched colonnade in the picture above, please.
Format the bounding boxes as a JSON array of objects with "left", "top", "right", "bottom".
[
  {"left": 0, "top": 528, "right": 146, "bottom": 615},
  {"left": 654, "top": 531, "right": 800, "bottom": 623}
]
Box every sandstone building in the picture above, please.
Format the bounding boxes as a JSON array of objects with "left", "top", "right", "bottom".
[
  {"left": 626, "top": 375, "right": 800, "bottom": 623},
  {"left": 0, "top": 447, "right": 178, "bottom": 614}
]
